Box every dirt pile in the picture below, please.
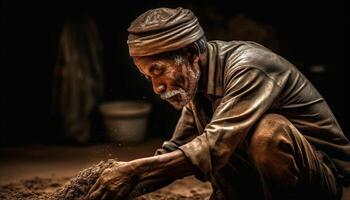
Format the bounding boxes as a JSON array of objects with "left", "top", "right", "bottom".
[
  {"left": 0, "top": 159, "right": 118, "bottom": 200},
  {"left": 52, "top": 159, "right": 120, "bottom": 199}
]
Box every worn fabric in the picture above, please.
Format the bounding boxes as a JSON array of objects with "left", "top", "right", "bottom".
[
  {"left": 127, "top": 7, "right": 204, "bottom": 56},
  {"left": 156, "top": 40, "right": 350, "bottom": 197},
  {"left": 52, "top": 16, "right": 104, "bottom": 143},
  {"left": 192, "top": 113, "right": 341, "bottom": 200},
  {"left": 249, "top": 114, "right": 340, "bottom": 199}
]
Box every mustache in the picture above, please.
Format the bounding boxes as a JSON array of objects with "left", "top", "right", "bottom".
[{"left": 160, "top": 89, "right": 186, "bottom": 99}]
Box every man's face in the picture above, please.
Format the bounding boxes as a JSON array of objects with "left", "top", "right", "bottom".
[{"left": 133, "top": 54, "right": 200, "bottom": 110}]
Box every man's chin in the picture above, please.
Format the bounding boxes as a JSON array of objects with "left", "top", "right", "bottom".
[
  {"left": 161, "top": 93, "right": 194, "bottom": 110},
  {"left": 165, "top": 99, "right": 188, "bottom": 110}
]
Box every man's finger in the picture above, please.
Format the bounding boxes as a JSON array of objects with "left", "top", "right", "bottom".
[
  {"left": 113, "top": 184, "right": 132, "bottom": 200},
  {"left": 86, "top": 185, "right": 106, "bottom": 200},
  {"left": 85, "top": 178, "right": 102, "bottom": 197}
]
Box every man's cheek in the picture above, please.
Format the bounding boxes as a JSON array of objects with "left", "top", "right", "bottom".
[{"left": 173, "top": 74, "right": 186, "bottom": 89}]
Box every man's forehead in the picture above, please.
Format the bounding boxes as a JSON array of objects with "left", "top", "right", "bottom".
[
  {"left": 133, "top": 57, "right": 160, "bottom": 73},
  {"left": 133, "top": 57, "right": 154, "bottom": 69},
  {"left": 134, "top": 56, "right": 173, "bottom": 67}
]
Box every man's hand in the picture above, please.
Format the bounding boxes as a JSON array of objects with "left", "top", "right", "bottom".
[
  {"left": 85, "top": 150, "right": 196, "bottom": 199},
  {"left": 85, "top": 162, "right": 137, "bottom": 200}
]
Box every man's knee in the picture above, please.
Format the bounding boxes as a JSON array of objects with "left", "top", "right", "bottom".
[
  {"left": 247, "top": 114, "right": 339, "bottom": 197},
  {"left": 248, "top": 113, "right": 292, "bottom": 159},
  {"left": 248, "top": 114, "right": 299, "bottom": 187}
]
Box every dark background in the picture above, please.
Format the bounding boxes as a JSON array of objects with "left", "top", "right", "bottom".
[{"left": 1, "top": 0, "right": 347, "bottom": 146}]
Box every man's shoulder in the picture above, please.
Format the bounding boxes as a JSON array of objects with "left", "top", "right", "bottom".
[
  {"left": 206, "top": 40, "right": 294, "bottom": 94},
  {"left": 214, "top": 40, "right": 295, "bottom": 89},
  {"left": 208, "top": 40, "right": 281, "bottom": 68},
  {"left": 218, "top": 40, "right": 291, "bottom": 76},
  {"left": 208, "top": 40, "right": 271, "bottom": 52}
]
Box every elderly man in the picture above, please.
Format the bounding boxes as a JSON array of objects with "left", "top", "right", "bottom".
[{"left": 86, "top": 7, "right": 349, "bottom": 200}]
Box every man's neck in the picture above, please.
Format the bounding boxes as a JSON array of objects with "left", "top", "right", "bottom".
[{"left": 198, "top": 50, "right": 209, "bottom": 93}]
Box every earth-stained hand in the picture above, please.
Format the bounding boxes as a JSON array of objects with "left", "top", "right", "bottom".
[{"left": 84, "top": 162, "right": 138, "bottom": 200}]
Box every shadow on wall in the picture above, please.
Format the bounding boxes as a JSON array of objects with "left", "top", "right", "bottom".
[{"left": 51, "top": 15, "right": 104, "bottom": 144}]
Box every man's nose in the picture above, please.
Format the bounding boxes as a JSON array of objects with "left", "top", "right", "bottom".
[{"left": 153, "top": 83, "right": 166, "bottom": 94}]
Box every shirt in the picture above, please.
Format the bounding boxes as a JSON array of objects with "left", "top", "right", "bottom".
[{"left": 159, "top": 40, "right": 350, "bottom": 186}]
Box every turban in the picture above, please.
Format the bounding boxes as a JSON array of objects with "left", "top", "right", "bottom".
[{"left": 127, "top": 7, "right": 204, "bottom": 57}]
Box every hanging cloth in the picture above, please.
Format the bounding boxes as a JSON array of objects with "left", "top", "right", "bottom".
[{"left": 52, "top": 15, "right": 104, "bottom": 143}]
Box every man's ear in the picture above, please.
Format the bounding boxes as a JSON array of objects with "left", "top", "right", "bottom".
[{"left": 192, "top": 55, "right": 200, "bottom": 65}]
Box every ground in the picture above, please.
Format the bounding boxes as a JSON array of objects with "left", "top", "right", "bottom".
[
  {"left": 0, "top": 138, "right": 349, "bottom": 199},
  {"left": 0, "top": 139, "right": 211, "bottom": 199}
]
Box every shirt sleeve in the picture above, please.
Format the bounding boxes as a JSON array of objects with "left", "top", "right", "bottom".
[
  {"left": 154, "top": 103, "right": 199, "bottom": 156},
  {"left": 178, "top": 66, "right": 283, "bottom": 179}
]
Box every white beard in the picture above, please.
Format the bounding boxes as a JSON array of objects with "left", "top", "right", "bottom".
[{"left": 161, "top": 65, "right": 200, "bottom": 110}]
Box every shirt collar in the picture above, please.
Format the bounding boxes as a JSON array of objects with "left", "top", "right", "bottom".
[{"left": 198, "top": 42, "right": 224, "bottom": 97}]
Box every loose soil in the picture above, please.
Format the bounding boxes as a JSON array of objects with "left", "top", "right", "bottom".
[{"left": 0, "top": 159, "right": 212, "bottom": 200}]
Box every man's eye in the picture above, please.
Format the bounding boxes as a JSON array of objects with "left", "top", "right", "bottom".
[{"left": 152, "top": 68, "right": 163, "bottom": 76}]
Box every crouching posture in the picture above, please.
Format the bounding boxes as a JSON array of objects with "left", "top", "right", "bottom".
[{"left": 85, "top": 7, "right": 350, "bottom": 200}]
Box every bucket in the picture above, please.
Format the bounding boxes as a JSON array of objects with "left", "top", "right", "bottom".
[{"left": 99, "top": 101, "right": 151, "bottom": 143}]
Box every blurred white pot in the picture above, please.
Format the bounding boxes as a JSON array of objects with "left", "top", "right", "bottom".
[{"left": 99, "top": 101, "right": 151, "bottom": 143}]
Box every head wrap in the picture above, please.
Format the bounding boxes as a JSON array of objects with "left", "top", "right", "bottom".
[{"left": 127, "top": 7, "right": 204, "bottom": 57}]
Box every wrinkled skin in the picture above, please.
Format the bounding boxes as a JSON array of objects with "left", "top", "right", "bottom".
[
  {"left": 85, "top": 162, "right": 137, "bottom": 200},
  {"left": 133, "top": 50, "right": 201, "bottom": 110}
]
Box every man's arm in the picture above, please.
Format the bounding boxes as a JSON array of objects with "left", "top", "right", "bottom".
[{"left": 85, "top": 150, "right": 196, "bottom": 200}]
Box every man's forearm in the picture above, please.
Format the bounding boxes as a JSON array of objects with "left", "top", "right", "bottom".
[{"left": 131, "top": 149, "right": 196, "bottom": 182}]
